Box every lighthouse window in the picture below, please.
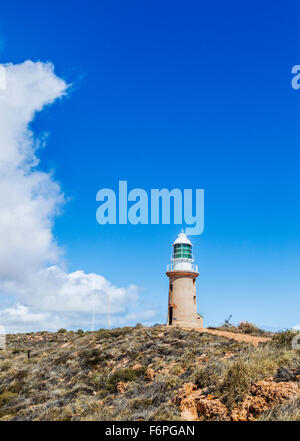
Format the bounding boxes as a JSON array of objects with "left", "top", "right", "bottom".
[{"left": 173, "top": 244, "right": 192, "bottom": 259}]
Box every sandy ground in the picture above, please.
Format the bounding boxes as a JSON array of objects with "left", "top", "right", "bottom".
[{"left": 184, "top": 327, "right": 270, "bottom": 346}]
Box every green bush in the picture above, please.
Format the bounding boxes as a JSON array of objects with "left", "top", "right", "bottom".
[
  {"left": 129, "top": 397, "right": 152, "bottom": 409},
  {"left": 77, "top": 329, "right": 84, "bottom": 335},
  {"left": 193, "top": 362, "right": 224, "bottom": 389},
  {"left": 150, "top": 403, "right": 183, "bottom": 421},
  {"left": 91, "top": 368, "right": 110, "bottom": 392},
  {"left": 106, "top": 367, "right": 146, "bottom": 392},
  {"left": 97, "top": 327, "right": 134, "bottom": 340},
  {"left": 0, "top": 360, "right": 12, "bottom": 372},
  {"left": 79, "top": 348, "right": 106, "bottom": 366},
  {"left": 218, "top": 360, "right": 251, "bottom": 406},
  {"left": 96, "top": 329, "right": 112, "bottom": 339},
  {"left": 0, "top": 391, "right": 17, "bottom": 407},
  {"left": 57, "top": 328, "right": 67, "bottom": 334},
  {"left": 271, "top": 330, "right": 298, "bottom": 349},
  {"left": 170, "top": 363, "right": 183, "bottom": 375}
]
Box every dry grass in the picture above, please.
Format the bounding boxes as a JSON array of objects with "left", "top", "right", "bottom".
[
  {"left": 259, "top": 397, "right": 300, "bottom": 421},
  {"left": 0, "top": 325, "right": 298, "bottom": 420}
]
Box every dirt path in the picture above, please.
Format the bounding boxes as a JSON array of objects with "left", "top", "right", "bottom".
[{"left": 185, "top": 327, "right": 270, "bottom": 346}]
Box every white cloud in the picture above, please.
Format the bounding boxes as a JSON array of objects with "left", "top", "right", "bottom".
[
  {"left": 0, "top": 304, "right": 63, "bottom": 333},
  {"left": 2, "top": 265, "right": 139, "bottom": 314},
  {"left": 0, "top": 60, "right": 150, "bottom": 333}
]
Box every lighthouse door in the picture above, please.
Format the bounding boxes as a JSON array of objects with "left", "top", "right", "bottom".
[{"left": 169, "top": 307, "right": 173, "bottom": 325}]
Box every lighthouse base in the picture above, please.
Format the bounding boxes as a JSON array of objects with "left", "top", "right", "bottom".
[
  {"left": 167, "top": 316, "right": 203, "bottom": 329},
  {"left": 166, "top": 270, "right": 203, "bottom": 329}
]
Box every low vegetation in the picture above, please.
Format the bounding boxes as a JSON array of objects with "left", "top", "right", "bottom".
[
  {"left": 209, "top": 321, "right": 271, "bottom": 337},
  {"left": 0, "top": 326, "right": 298, "bottom": 420}
]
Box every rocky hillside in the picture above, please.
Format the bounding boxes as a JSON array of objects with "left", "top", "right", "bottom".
[{"left": 0, "top": 325, "right": 299, "bottom": 421}]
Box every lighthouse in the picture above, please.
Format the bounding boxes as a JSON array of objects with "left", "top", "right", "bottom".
[{"left": 166, "top": 231, "right": 203, "bottom": 328}]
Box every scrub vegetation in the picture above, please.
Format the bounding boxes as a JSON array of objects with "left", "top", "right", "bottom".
[{"left": 0, "top": 325, "right": 299, "bottom": 421}]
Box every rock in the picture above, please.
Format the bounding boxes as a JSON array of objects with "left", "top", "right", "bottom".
[
  {"left": 175, "top": 379, "right": 300, "bottom": 422},
  {"left": 174, "top": 383, "right": 228, "bottom": 421},
  {"left": 197, "top": 397, "right": 228, "bottom": 420},
  {"left": 174, "top": 383, "right": 197, "bottom": 406},
  {"left": 197, "top": 354, "right": 208, "bottom": 363},
  {"left": 173, "top": 383, "right": 199, "bottom": 420},
  {"left": 231, "top": 396, "right": 268, "bottom": 421},
  {"left": 116, "top": 381, "right": 127, "bottom": 394},
  {"left": 231, "top": 380, "right": 300, "bottom": 421},
  {"left": 145, "top": 367, "right": 155, "bottom": 382},
  {"left": 294, "top": 367, "right": 300, "bottom": 376},
  {"left": 251, "top": 379, "right": 299, "bottom": 402},
  {"left": 132, "top": 363, "right": 143, "bottom": 371},
  {"left": 221, "top": 351, "right": 234, "bottom": 361},
  {"left": 60, "top": 342, "right": 70, "bottom": 348},
  {"left": 274, "top": 367, "right": 295, "bottom": 382}
]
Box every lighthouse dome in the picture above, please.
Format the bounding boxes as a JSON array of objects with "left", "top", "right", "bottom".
[{"left": 172, "top": 232, "right": 192, "bottom": 246}]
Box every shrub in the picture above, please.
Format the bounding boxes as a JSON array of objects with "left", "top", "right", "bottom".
[
  {"left": 193, "top": 362, "right": 224, "bottom": 389},
  {"left": 170, "top": 364, "right": 183, "bottom": 375},
  {"left": 106, "top": 367, "right": 146, "bottom": 392},
  {"left": 237, "top": 321, "right": 267, "bottom": 335},
  {"left": 57, "top": 328, "right": 67, "bottom": 334},
  {"left": 271, "top": 330, "right": 298, "bottom": 349},
  {"left": 91, "top": 368, "right": 111, "bottom": 392},
  {"left": 77, "top": 329, "right": 84, "bottom": 335},
  {"left": 259, "top": 398, "right": 300, "bottom": 421},
  {"left": 0, "top": 391, "right": 17, "bottom": 407},
  {"left": 218, "top": 360, "right": 251, "bottom": 406},
  {"left": 14, "top": 368, "right": 29, "bottom": 381},
  {"left": 237, "top": 321, "right": 256, "bottom": 333},
  {"left": 149, "top": 373, "right": 183, "bottom": 405},
  {"left": 0, "top": 360, "right": 12, "bottom": 372},
  {"left": 109, "top": 327, "right": 134, "bottom": 338},
  {"left": 8, "top": 380, "right": 28, "bottom": 394},
  {"left": 79, "top": 348, "right": 106, "bottom": 366},
  {"left": 135, "top": 323, "right": 143, "bottom": 329},
  {"left": 150, "top": 403, "right": 183, "bottom": 421},
  {"left": 129, "top": 397, "right": 153, "bottom": 409},
  {"left": 96, "top": 329, "right": 111, "bottom": 339},
  {"left": 97, "top": 327, "right": 134, "bottom": 340}
]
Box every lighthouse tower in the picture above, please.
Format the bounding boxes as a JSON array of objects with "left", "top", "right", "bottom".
[{"left": 166, "top": 231, "right": 203, "bottom": 328}]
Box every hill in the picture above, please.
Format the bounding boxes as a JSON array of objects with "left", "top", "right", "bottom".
[{"left": 0, "top": 325, "right": 299, "bottom": 421}]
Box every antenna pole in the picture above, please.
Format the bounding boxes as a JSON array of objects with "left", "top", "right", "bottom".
[
  {"left": 107, "top": 291, "right": 111, "bottom": 329},
  {"left": 91, "top": 308, "right": 95, "bottom": 332}
]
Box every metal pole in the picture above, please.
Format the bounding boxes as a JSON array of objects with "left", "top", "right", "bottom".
[
  {"left": 91, "top": 308, "right": 95, "bottom": 332},
  {"left": 108, "top": 291, "right": 111, "bottom": 329}
]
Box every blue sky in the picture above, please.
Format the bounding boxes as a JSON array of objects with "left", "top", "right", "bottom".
[{"left": 0, "top": 0, "right": 300, "bottom": 330}]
